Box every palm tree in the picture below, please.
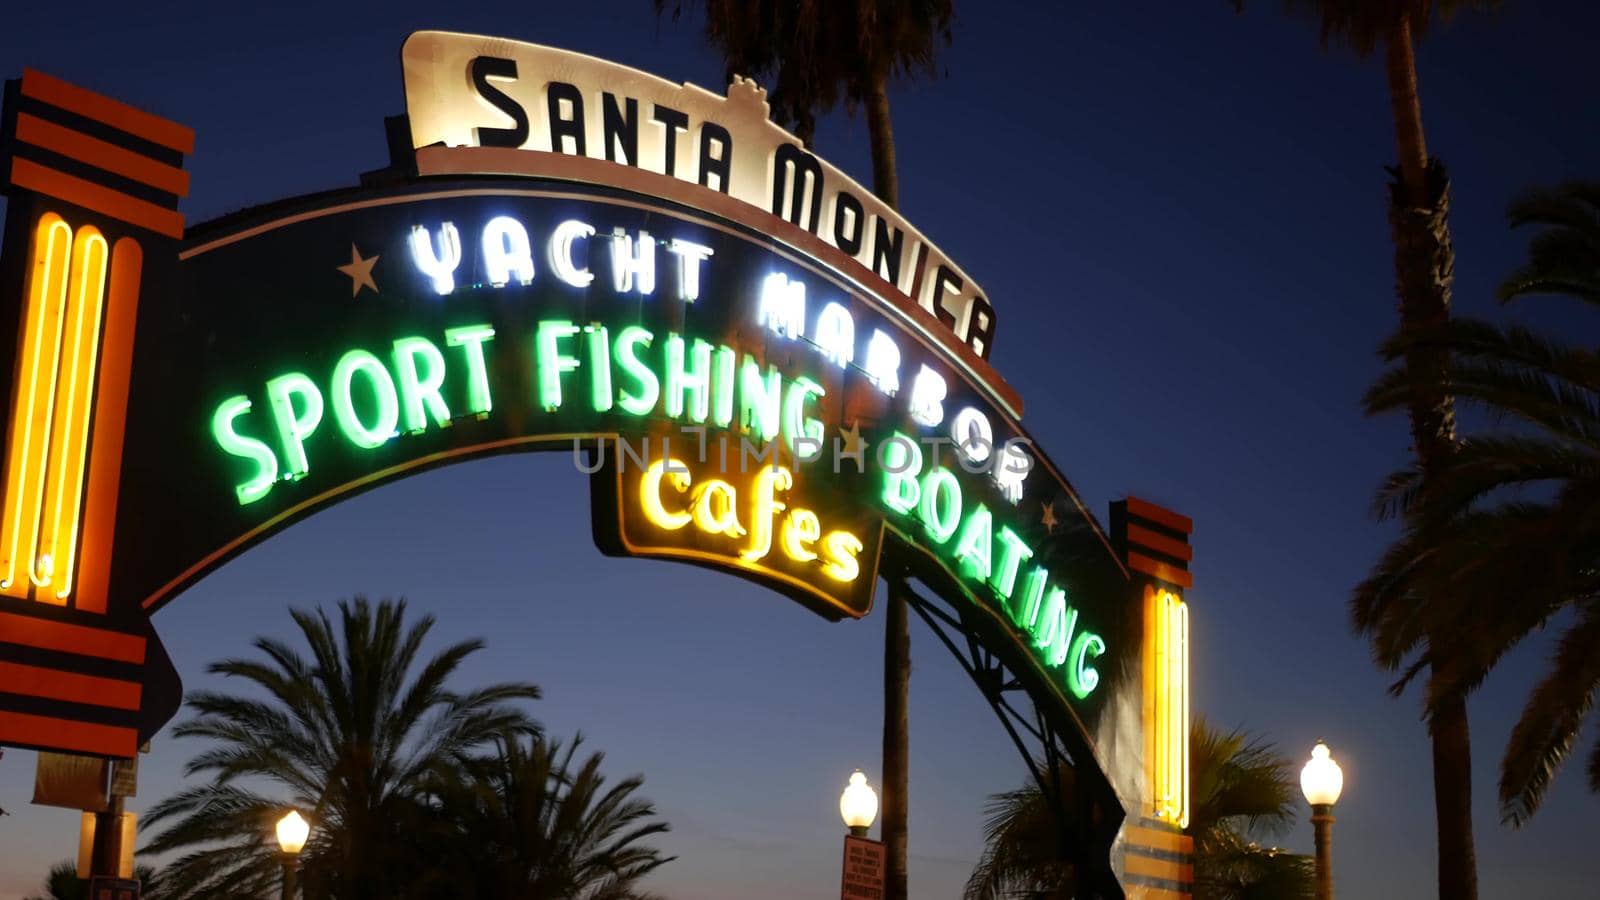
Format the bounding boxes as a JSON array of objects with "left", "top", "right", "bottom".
[
  {"left": 655, "top": 0, "right": 952, "bottom": 206},
  {"left": 1359, "top": 180, "right": 1600, "bottom": 827},
  {"left": 141, "top": 597, "right": 541, "bottom": 900},
  {"left": 965, "top": 719, "right": 1313, "bottom": 900},
  {"left": 653, "top": 5, "right": 953, "bottom": 897},
  {"left": 1232, "top": 4, "right": 1498, "bottom": 896},
  {"left": 25, "top": 861, "right": 156, "bottom": 900},
  {"left": 426, "top": 735, "right": 673, "bottom": 899}
]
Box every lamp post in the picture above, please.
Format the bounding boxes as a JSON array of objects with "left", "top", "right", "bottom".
[
  {"left": 840, "top": 769, "right": 879, "bottom": 837},
  {"left": 275, "top": 810, "right": 310, "bottom": 900},
  {"left": 1300, "top": 742, "right": 1344, "bottom": 900},
  {"left": 838, "top": 770, "right": 886, "bottom": 897}
]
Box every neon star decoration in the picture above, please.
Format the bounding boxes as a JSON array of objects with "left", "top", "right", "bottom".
[{"left": 338, "top": 244, "right": 380, "bottom": 297}]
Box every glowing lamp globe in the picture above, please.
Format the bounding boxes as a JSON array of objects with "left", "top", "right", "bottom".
[
  {"left": 839, "top": 770, "right": 879, "bottom": 835},
  {"left": 1300, "top": 742, "right": 1344, "bottom": 808},
  {"left": 276, "top": 810, "right": 310, "bottom": 855}
]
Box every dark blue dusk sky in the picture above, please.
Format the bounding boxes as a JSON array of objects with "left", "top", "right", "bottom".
[{"left": 3, "top": 2, "right": 1600, "bottom": 897}]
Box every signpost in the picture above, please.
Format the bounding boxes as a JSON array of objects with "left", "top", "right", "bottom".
[
  {"left": 840, "top": 835, "right": 886, "bottom": 900},
  {"left": 0, "top": 31, "right": 1197, "bottom": 896}
]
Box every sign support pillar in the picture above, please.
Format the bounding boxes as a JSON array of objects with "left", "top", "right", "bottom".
[{"left": 881, "top": 575, "right": 909, "bottom": 900}]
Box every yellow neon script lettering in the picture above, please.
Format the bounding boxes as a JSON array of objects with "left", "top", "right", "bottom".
[
  {"left": 739, "top": 466, "right": 792, "bottom": 562},
  {"left": 640, "top": 458, "right": 691, "bottom": 529},
  {"left": 633, "top": 463, "right": 861, "bottom": 583}
]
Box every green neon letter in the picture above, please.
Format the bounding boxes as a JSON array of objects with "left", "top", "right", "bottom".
[
  {"left": 331, "top": 350, "right": 399, "bottom": 449},
  {"left": 991, "top": 526, "right": 1034, "bottom": 599},
  {"left": 614, "top": 326, "right": 658, "bottom": 416},
  {"left": 393, "top": 336, "right": 450, "bottom": 431},
  {"left": 879, "top": 434, "right": 922, "bottom": 515},
  {"left": 1015, "top": 566, "right": 1049, "bottom": 630},
  {"left": 212, "top": 395, "right": 278, "bottom": 504},
  {"left": 711, "top": 344, "right": 736, "bottom": 429},
  {"left": 739, "top": 356, "right": 782, "bottom": 442},
  {"left": 1067, "top": 629, "right": 1105, "bottom": 699},
  {"left": 918, "top": 467, "right": 962, "bottom": 543},
  {"left": 953, "top": 504, "right": 993, "bottom": 582},
  {"left": 535, "top": 320, "right": 581, "bottom": 411},
  {"left": 265, "top": 372, "right": 323, "bottom": 480},
  {"left": 585, "top": 325, "right": 613, "bottom": 413},
  {"left": 782, "top": 376, "right": 825, "bottom": 457},
  {"left": 446, "top": 324, "right": 496, "bottom": 416},
  {"left": 1032, "top": 586, "right": 1070, "bottom": 662},
  {"left": 664, "top": 334, "right": 713, "bottom": 422}
]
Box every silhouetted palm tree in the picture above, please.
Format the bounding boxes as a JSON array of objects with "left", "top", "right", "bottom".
[
  {"left": 1233, "top": 4, "right": 1499, "bottom": 896},
  {"left": 142, "top": 597, "right": 541, "bottom": 900},
  {"left": 965, "top": 719, "right": 1312, "bottom": 900},
  {"left": 426, "top": 735, "right": 673, "bottom": 899},
  {"left": 1360, "top": 180, "right": 1600, "bottom": 827},
  {"left": 655, "top": 0, "right": 951, "bottom": 205},
  {"left": 25, "top": 861, "right": 155, "bottom": 900}
]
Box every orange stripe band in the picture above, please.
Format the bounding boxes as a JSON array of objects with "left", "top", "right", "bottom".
[
  {"left": 0, "top": 610, "right": 145, "bottom": 663},
  {"left": 0, "top": 659, "right": 141, "bottom": 710},
  {"left": 74, "top": 239, "right": 142, "bottom": 615},
  {"left": 10, "top": 158, "right": 184, "bottom": 238},
  {"left": 1128, "top": 552, "right": 1193, "bottom": 589},
  {"left": 0, "top": 708, "right": 136, "bottom": 757},
  {"left": 1125, "top": 886, "right": 1189, "bottom": 900},
  {"left": 1126, "top": 825, "right": 1194, "bottom": 854},
  {"left": 20, "top": 69, "right": 194, "bottom": 155},
  {"left": 1124, "top": 853, "right": 1193, "bottom": 884},
  {"left": 15, "top": 113, "right": 190, "bottom": 196},
  {"left": 1127, "top": 524, "right": 1193, "bottom": 562},
  {"left": 1126, "top": 497, "right": 1193, "bottom": 535}
]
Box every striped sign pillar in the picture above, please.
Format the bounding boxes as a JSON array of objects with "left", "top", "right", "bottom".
[
  {"left": 1112, "top": 497, "right": 1194, "bottom": 899},
  {"left": 0, "top": 69, "right": 188, "bottom": 758}
]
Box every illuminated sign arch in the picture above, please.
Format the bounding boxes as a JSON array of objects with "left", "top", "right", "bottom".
[{"left": 0, "top": 42, "right": 1197, "bottom": 898}]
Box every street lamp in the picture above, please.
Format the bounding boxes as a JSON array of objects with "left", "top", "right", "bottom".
[
  {"left": 275, "top": 810, "right": 310, "bottom": 900},
  {"left": 839, "top": 770, "right": 879, "bottom": 837},
  {"left": 1300, "top": 742, "right": 1343, "bottom": 900}
]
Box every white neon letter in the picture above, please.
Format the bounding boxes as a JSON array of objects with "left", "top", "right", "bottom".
[
  {"left": 482, "top": 216, "right": 534, "bottom": 287},
  {"left": 759, "top": 273, "right": 805, "bottom": 340},
  {"left": 549, "top": 219, "right": 595, "bottom": 288},
  {"left": 667, "top": 238, "right": 714, "bottom": 302},
  {"left": 951, "top": 407, "right": 994, "bottom": 467},
  {"left": 863, "top": 329, "right": 901, "bottom": 396},
  {"left": 610, "top": 228, "right": 657, "bottom": 295},
  {"left": 814, "top": 302, "right": 855, "bottom": 369},
  {"left": 993, "top": 439, "right": 1033, "bottom": 504},
  {"left": 410, "top": 222, "right": 461, "bottom": 295},
  {"left": 908, "top": 365, "right": 947, "bottom": 428}
]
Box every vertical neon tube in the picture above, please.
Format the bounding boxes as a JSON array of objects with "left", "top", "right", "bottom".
[
  {"left": 36, "top": 226, "right": 109, "bottom": 599},
  {"left": 1, "top": 214, "right": 72, "bottom": 597}
]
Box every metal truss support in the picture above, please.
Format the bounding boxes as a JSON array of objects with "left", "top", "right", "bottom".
[{"left": 900, "top": 579, "right": 1124, "bottom": 899}]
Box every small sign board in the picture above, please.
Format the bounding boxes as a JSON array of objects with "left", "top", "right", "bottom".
[
  {"left": 840, "top": 834, "right": 885, "bottom": 900},
  {"left": 88, "top": 876, "right": 139, "bottom": 900}
]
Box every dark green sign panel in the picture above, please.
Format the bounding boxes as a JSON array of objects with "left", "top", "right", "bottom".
[{"left": 100, "top": 180, "right": 1130, "bottom": 729}]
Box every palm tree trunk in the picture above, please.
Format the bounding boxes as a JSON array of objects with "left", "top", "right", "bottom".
[
  {"left": 1429, "top": 687, "right": 1479, "bottom": 900},
  {"left": 1384, "top": 15, "right": 1478, "bottom": 900},
  {"left": 882, "top": 577, "right": 910, "bottom": 900},
  {"left": 1385, "top": 16, "right": 1429, "bottom": 205},
  {"left": 865, "top": 72, "right": 899, "bottom": 209},
  {"left": 866, "top": 66, "right": 908, "bottom": 900}
]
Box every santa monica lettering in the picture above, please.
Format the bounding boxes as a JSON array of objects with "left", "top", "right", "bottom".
[{"left": 401, "top": 31, "right": 999, "bottom": 360}]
